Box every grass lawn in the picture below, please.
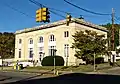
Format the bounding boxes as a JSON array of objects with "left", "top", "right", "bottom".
[
  {"left": 2, "top": 61, "right": 120, "bottom": 72},
  {"left": 25, "top": 62, "right": 112, "bottom": 72}
]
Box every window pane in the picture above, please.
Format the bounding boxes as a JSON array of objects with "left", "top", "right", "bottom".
[
  {"left": 29, "top": 38, "right": 33, "bottom": 44},
  {"left": 49, "top": 34, "right": 55, "bottom": 42},
  {"left": 64, "top": 44, "right": 69, "bottom": 57},
  {"left": 64, "top": 31, "right": 69, "bottom": 37},
  {"left": 39, "top": 37, "right": 43, "bottom": 43},
  {"left": 48, "top": 46, "right": 56, "bottom": 56},
  {"left": 64, "top": 32, "right": 66, "bottom": 37},
  {"left": 19, "top": 49, "right": 21, "bottom": 58},
  {"left": 19, "top": 39, "right": 22, "bottom": 44},
  {"left": 29, "top": 48, "right": 33, "bottom": 58},
  {"left": 67, "top": 31, "right": 69, "bottom": 37}
]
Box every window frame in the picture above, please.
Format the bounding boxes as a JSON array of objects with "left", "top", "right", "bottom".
[
  {"left": 39, "top": 36, "right": 43, "bottom": 43},
  {"left": 19, "top": 49, "right": 21, "bottom": 58},
  {"left": 49, "top": 34, "right": 55, "bottom": 42},
  {"left": 29, "top": 48, "right": 33, "bottom": 58},
  {"left": 48, "top": 46, "right": 56, "bottom": 56},
  {"left": 29, "top": 38, "right": 33, "bottom": 44},
  {"left": 19, "top": 39, "right": 22, "bottom": 44},
  {"left": 64, "top": 44, "right": 69, "bottom": 57},
  {"left": 64, "top": 31, "right": 69, "bottom": 37}
]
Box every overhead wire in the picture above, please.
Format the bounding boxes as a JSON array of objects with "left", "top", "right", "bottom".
[
  {"left": 64, "top": 0, "right": 111, "bottom": 16},
  {"left": 1, "top": 0, "right": 113, "bottom": 24},
  {"left": 115, "top": 16, "right": 120, "bottom": 23},
  {"left": 29, "top": 0, "right": 66, "bottom": 19},
  {"left": 0, "top": 2, "right": 35, "bottom": 19}
]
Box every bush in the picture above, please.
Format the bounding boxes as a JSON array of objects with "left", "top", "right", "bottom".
[
  {"left": 41, "top": 56, "right": 64, "bottom": 66},
  {"left": 95, "top": 57, "right": 104, "bottom": 64},
  {"left": 91, "top": 57, "right": 104, "bottom": 65}
]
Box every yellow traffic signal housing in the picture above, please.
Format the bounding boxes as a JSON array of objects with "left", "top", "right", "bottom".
[
  {"left": 36, "top": 9, "right": 42, "bottom": 22},
  {"left": 66, "top": 14, "right": 72, "bottom": 26},
  {"left": 42, "top": 8, "right": 50, "bottom": 22},
  {"left": 36, "top": 8, "right": 50, "bottom": 23}
]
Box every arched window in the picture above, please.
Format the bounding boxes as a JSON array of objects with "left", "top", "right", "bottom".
[
  {"left": 29, "top": 38, "right": 33, "bottom": 44},
  {"left": 19, "top": 39, "right": 22, "bottom": 44},
  {"left": 49, "top": 34, "right": 55, "bottom": 42},
  {"left": 39, "top": 36, "right": 43, "bottom": 43}
]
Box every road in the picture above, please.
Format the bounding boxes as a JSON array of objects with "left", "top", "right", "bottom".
[
  {"left": 1, "top": 67, "right": 120, "bottom": 84},
  {"left": 0, "top": 71, "right": 48, "bottom": 84}
]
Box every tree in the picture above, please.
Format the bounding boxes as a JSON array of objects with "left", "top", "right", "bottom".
[
  {"left": 102, "top": 23, "right": 120, "bottom": 50},
  {"left": 0, "top": 32, "right": 15, "bottom": 59},
  {"left": 72, "top": 30, "right": 107, "bottom": 63}
]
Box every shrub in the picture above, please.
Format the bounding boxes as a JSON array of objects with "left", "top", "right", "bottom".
[
  {"left": 41, "top": 55, "right": 64, "bottom": 66},
  {"left": 91, "top": 57, "right": 104, "bottom": 65}
]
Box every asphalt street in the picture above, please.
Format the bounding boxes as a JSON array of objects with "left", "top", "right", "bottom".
[
  {"left": 0, "top": 71, "right": 46, "bottom": 84},
  {"left": 1, "top": 67, "right": 120, "bottom": 84}
]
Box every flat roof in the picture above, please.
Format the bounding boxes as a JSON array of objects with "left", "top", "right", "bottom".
[{"left": 15, "top": 18, "right": 108, "bottom": 34}]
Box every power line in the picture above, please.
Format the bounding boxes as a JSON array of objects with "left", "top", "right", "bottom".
[
  {"left": 29, "top": 0, "right": 67, "bottom": 14},
  {"left": 64, "top": 0, "right": 111, "bottom": 16},
  {"left": 29, "top": 0, "right": 66, "bottom": 19},
  {"left": 0, "top": 2, "right": 35, "bottom": 19},
  {"left": 115, "top": 16, "right": 120, "bottom": 23}
]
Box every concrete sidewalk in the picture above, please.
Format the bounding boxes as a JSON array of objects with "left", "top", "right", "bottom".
[{"left": 1, "top": 66, "right": 120, "bottom": 76}]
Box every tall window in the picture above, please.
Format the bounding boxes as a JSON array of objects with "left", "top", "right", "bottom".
[
  {"left": 29, "top": 48, "right": 33, "bottom": 58},
  {"left": 19, "top": 49, "right": 21, "bottom": 58},
  {"left": 49, "top": 34, "right": 55, "bottom": 42},
  {"left": 19, "top": 39, "right": 22, "bottom": 44},
  {"left": 39, "top": 47, "right": 44, "bottom": 61},
  {"left": 64, "top": 31, "right": 69, "bottom": 37},
  {"left": 64, "top": 44, "right": 69, "bottom": 57},
  {"left": 48, "top": 46, "right": 56, "bottom": 56},
  {"left": 39, "top": 36, "right": 43, "bottom": 43},
  {"left": 29, "top": 38, "right": 33, "bottom": 44}
]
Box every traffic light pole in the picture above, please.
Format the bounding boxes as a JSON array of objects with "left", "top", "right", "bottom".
[
  {"left": 111, "top": 8, "right": 115, "bottom": 66},
  {"left": 111, "top": 8, "right": 115, "bottom": 51}
]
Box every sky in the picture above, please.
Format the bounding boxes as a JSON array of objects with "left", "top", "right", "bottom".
[{"left": 0, "top": 0, "right": 120, "bottom": 32}]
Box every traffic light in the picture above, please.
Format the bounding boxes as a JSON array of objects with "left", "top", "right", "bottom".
[
  {"left": 66, "top": 13, "right": 72, "bottom": 26},
  {"left": 36, "top": 8, "right": 50, "bottom": 23},
  {"left": 36, "top": 8, "right": 42, "bottom": 22},
  {"left": 42, "top": 8, "right": 50, "bottom": 23}
]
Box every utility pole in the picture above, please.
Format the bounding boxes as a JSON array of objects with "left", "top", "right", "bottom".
[
  {"left": 111, "top": 8, "right": 115, "bottom": 51},
  {"left": 93, "top": 52, "right": 96, "bottom": 71},
  {"left": 111, "top": 8, "right": 115, "bottom": 66}
]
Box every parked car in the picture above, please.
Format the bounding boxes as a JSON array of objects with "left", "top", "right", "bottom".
[{"left": 17, "top": 62, "right": 33, "bottom": 67}]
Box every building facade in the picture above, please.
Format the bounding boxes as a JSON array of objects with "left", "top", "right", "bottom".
[{"left": 15, "top": 18, "right": 107, "bottom": 66}]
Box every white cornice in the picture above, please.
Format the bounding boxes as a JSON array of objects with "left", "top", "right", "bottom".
[{"left": 15, "top": 18, "right": 107, "bottom": 34}]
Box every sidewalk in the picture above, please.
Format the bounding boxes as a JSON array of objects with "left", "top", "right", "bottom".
[
  {"left": 0, "top": 68, "right": 72, "bottom": 75},
  {"left": 0, "top": 64, "right": 119, "bottom": 76}
]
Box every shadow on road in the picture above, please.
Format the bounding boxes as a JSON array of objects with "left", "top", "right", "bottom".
[
  {"left": 0, "top": 77, "right": 12, "bottom": 81},
  {"left": 5, "top": 69, "right": 54, "bottom": 83},
  {"left": 6, "top": 73, "right": 120, "bottom": 84}
]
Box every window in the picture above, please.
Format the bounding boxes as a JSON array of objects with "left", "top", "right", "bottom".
[
  {"left": 39, "top": 36, "right": 43, "bottom": 43},
  {"left": 29, "top": 38, "right": 33, "bottom": 44},
  {"left": 49, "top": 34, "right": 55, "bottom": 42},
  {"left": 39, "top": 47, "right": 44, "bottom": 61},
  {"left": 19, "top": 39, "right": 22, "bottom": 44},
  {"left": 64, "top": 31, "right": 69, "bottom": 37},
  {"left": 39, "top": 47, "right": 44, "bottom": 52},
  {"left": 48, "top": 46, "right": 56, "bottom": 56},
  {"left": 19, "top": 49, "right": 21, "bottom": 58},
  {"left": 64, "top": 44, "right": 69, "bottom": 57},
  {"left": 29, "top": 48, "right": 33, "bottom": 58}
]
